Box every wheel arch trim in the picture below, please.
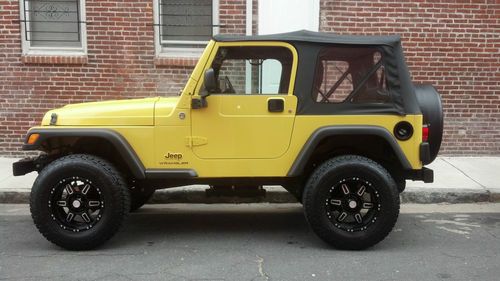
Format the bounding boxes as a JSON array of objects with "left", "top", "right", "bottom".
[
  {"left": 23, "top": 128, "right": 146, "bottom": 179},
  {"left": 287, "top": 125, "right": 412, "bottom": 176}
]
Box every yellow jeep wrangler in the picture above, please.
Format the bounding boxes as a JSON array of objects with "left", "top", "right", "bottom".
[{"left": 13, "top": 31, "right": 443, "bottom": 250}]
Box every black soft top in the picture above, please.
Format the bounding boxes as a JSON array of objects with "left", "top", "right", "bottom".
[
  {"left": 213, "top": 30, "right": 401, "bottom": 47},
  {"left": 213, "top": 30, "right": 421, "bottom": 115}
]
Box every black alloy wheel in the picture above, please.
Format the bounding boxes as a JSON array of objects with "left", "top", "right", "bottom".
[
  {"left": 303, "top": 155, "right": 400, "bottom": 250},
  {"left": 325, "top": 177, "right": 380, "bottom": 232},
  {"left": 48, "top": 177, "right": 104, "bottom": 232}
]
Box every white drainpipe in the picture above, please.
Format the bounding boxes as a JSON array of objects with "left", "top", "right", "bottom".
[{"left": 245, "top": 0, "right": 253, "bottom": 93}]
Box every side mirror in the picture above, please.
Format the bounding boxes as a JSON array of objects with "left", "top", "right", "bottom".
[
  {"left": 203, "top": 68, "right": 217, "bottom": 96},
  {"left": 192, "top": 68, "right": 216, "bottom": 109}
]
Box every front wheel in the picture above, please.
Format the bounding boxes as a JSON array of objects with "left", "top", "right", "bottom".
[
  {"left": 303, "top": 155, "right": 400, "bottom": 250},
  {"left": 30, "top": 154, "right": 130, "bottom": 250}
]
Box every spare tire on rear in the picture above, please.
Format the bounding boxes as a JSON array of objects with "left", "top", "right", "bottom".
[{"left": 414, "top": 84, "right": 443, "bottom": 164}]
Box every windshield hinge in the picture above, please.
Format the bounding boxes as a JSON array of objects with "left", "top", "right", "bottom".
[{"left": 185, "top": 136, "right": 208, "bottom": 148}]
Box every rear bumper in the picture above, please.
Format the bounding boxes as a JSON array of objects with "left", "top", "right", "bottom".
[{"left": 405, "top": 167, "right": 434, "bottom": 183}]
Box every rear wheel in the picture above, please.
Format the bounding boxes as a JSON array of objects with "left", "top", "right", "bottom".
[
  {"left": 30, "top": 154, "right": 130, "bottom": 250},
  {"left": 303, "top": 155, "right": 400, "bottom": 250}
]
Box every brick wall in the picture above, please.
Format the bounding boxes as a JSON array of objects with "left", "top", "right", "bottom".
[
  {"left": 0, "top": 0, "right": 498, "bottom": 157},
  {"left": 0, "top": 0, "right": 248, "bottom": 157},
  {"left": 320, "top": 0, "right": 499, "bottom": 155}
]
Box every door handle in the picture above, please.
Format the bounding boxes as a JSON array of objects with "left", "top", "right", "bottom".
[{"left": 268, "top": 98, "right": 284, "bottom": 112}]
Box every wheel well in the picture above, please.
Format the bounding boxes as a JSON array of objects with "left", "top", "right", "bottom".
[
  {"left": 40, "top": 136, "right": 134, "bottom": 180},
  {"left": 293, "top": 134, "right": 405, "bottom": 198}
]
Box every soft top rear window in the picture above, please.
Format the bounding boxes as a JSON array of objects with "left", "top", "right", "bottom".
[{"left": 312, "top": 46, "right": 392, "bottom": 104}]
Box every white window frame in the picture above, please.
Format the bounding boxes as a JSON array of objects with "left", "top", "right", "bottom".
[
  {"left": 153, "top": 0, "right": 219, "bottom": 58},
  {"left": 19, "top": 0, "right": 87, "bottom": 56}
]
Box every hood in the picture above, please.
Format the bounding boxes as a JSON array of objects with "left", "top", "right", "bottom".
[{"left": 41, "top": 97, "right": 165, "bottom": 126}]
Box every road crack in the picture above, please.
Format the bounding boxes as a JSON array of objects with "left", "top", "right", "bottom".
[{"left": 256, "top": 255, "right": 270, "bottom": 281}]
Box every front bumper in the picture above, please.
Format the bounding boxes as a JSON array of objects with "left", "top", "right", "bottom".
[{"left": 12, "top": 158, "right": 37, "bottom": 176}]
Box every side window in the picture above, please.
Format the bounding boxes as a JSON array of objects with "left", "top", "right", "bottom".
[
  {"left": 209, "top": 46, "right": 293, "bottom": 95},
  {"left": 312, "top": 47, "right": 391, "bottom": 104},
  {"left": 20, "top": 0, "right": 86, "bottom": 55},
  {"left": 314, "top": 60, "right": 353, "bottom": 103}
]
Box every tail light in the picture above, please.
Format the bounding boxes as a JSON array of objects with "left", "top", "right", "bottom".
[{"left": 422, "top": 125, "right": 429, "bottom": 142}]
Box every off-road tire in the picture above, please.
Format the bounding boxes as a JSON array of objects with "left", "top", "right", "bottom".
[
  {"left": 395, "top": 176, "right": 406, "bottom": 193},
  {"left": 129, "top": 186, "right": 155, "bottom": 212},
  {"left": 30, "top": 154, "right": 130, "bottom": 250},
  {"left": 303, "top": 155, "right": 400, "bottom": 250}
]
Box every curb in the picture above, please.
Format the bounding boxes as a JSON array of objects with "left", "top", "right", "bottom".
[
  {"left": 0, "top": 190, "right": 30, "bottom": 204},
  {"left": 400, "top": 188, "right": 494, "bottom": 204},
  {"left": 1, "top": 187, "right": 499, "bottom": 204}
]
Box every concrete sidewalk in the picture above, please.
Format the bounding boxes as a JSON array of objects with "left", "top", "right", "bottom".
[{"left": 1, "top": 157, "right": 499, "bottom": 204}]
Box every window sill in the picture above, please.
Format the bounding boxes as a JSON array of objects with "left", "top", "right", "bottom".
[
  {"left": 154, "top": 57, "right": 198, "bottom": 67},
  {"left": 21, "top": 55, "right": 88, "bottom": 65}
]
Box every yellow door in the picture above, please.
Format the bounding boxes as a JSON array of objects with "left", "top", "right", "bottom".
[
  {"left": 191, "top": 94, "right": 297, "bottom": 159},
  {"left": 190, "top": 43, "right": 299, "bottom": 159}
]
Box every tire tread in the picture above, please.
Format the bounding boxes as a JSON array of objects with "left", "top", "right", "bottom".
[{"left": 30, "top": 154, "right": 130, "bottom": 250}]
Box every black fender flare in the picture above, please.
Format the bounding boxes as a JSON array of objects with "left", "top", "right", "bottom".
[
  {"left": 287, "top": 125, "right": 412, "bottom": 176},
  {"left": 23, "top": 128, "right": 146, "bottom": 179}
]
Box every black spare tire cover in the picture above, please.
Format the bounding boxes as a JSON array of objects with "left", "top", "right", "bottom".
[{"left": 414, "top": 84, "right": 443, "bottom": 163}]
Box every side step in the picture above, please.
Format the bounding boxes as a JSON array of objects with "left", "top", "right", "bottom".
[{"left": 206, "top": 185, "right": 266, "bottom": 198}]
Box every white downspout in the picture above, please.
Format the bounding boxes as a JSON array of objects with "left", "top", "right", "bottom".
[{"left": 245, "top": 0, "right": 253, "bottom": 94}]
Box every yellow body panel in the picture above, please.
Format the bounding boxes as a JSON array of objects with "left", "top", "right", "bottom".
[
  {"left": 290, "top": 115, "right": 423, "bottom": 170},
  {"left": 41, "top": 98, "right": 159, "bottom": 126},
  {"left": 34, "top": 112, "right": 423, "bottom": 177},
  {"left": 191, "top": 94, "right": 297, "bottom": 159},
  {"left": 190, "top": 41, "right": 299, "bottom": 160},
  {"left": 154, "top": 97, "right": 183, "bottom": 126},
  {"left": 32, "top": 39, "right": 424, "bottom": 178},
  {"left": 154, "top": 115, "right": 423, "bottom": 177}
]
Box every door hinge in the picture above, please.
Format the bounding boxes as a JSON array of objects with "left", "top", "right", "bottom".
[{"left": 185, "top": 136, "right": 208, "bottom": 148}]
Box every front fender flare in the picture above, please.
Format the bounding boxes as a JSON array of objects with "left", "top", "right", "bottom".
[{"left": 23, "top": 128, "right": 146, "bottom": 179}]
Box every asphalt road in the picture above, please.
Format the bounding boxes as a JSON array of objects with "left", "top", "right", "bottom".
[{"left": 0, "top": 203, "right": 499, "bottom": 281}]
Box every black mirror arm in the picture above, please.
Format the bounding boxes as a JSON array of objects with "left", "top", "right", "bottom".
[{"left": 191, "top": 97, "right": 208, "bottom": 109}]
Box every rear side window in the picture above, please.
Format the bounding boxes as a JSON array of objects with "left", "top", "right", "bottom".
[{"left": 312, "top": 47, "right": 391, "bottom": 104}]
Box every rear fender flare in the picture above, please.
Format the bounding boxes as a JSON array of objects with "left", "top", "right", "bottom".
[{"left": 287, "top": 126, "right": 412, "bottom": 176}]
